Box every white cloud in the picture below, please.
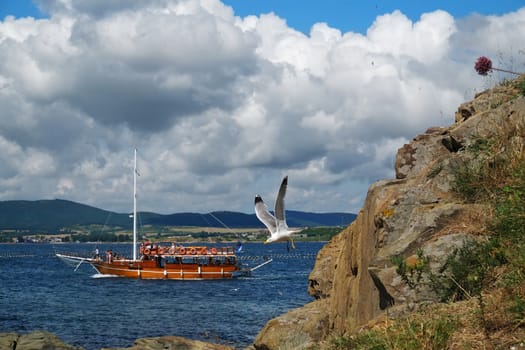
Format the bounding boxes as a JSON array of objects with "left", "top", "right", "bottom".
[
  {"left": 0, "top": 0, "right": 524, "bottom": 214},
  {"left": 367, "top": 10, "right": 455, "bottom": 63}
]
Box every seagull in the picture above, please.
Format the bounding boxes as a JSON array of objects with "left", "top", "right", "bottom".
[{"left": 254, "top": 176, "right": 302, "bottom": 250}]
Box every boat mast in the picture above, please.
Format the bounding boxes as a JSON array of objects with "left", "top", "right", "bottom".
[{"left": 133, "top": 148, "right": 137, "bottom": 261}]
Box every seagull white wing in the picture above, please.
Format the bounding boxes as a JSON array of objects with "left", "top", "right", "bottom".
[
  {"left": 255, "top": 195, "right": 277, "bottom": 234},
  {"left": 274, "top": 176, "right": 288, "bottom": 231}
]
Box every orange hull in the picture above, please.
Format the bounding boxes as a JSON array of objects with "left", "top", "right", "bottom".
[{"left": 91, "top": 260, "right": 238, "bottom": 279}]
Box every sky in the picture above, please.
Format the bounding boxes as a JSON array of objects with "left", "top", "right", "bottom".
[{"left": 0, "top": 1, "right": 524, "bottom": 216}]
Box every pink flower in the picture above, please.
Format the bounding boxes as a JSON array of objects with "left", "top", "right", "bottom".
[
  {"left": 474, "top": 56, "right": 522, "bottom": 76},
  {"left": 475, "top": 56, "right": 492, "bottom": 76}
]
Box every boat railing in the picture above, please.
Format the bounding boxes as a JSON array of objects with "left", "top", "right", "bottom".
[{"left": 141, "top": 245, "right": 236, "bottom": 257}]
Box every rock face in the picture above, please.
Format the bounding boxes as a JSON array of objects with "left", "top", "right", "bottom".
[{"left": 253, "top": 77, "right": 525, "bottom": 349}]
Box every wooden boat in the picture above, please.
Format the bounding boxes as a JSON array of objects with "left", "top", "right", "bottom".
[
  {"left": 56, "top": 149, "right": 242, "bottom": 280},
  {"left": 58, "top": 243, "right": 240, "bottom": 280}
]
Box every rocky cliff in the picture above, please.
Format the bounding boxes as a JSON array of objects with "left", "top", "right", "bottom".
[{"left": 253, "top": 76, "right": 525, "bottom": 349}]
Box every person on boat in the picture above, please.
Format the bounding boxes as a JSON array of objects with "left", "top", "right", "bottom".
[
  {"left": 94, "top": 247, "right": 100, "bottom": 260},
  {"left": 236, "top": 241, "right": 243, "bottom": 253},
  {"left": 106, "top": 249, "right": 112, "bottom": 263}
]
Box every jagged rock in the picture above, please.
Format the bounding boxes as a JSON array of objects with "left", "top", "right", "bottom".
[
  {"left": 455, "top": 82, "right": 522, "bottom": 123},
  {"left": 253, "top": 300, "right": 329, "bottom": 350},
  {"left": 323, "top": 87, "right": 524, "bottom": 335},
  {"left": 394, "top": 129, "right": 456, "bottom": 180},
  {"left": 441, "top": 135, "right": 463, "bottom": 152},
  {"left": 0, "top": 331, "right": 83, "bottom": 350},
  {"left": 308, "top": 232, "right": 344, "bottom": 299},
  {"left": 102, "top": 335, "right": 234, "bottom": 350},
  {"left": 254, "top": 76, "right": 525, "bottom": 348}
]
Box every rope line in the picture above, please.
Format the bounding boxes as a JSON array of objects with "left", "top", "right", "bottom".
[
  {"left": 0, "top": 253, "right": 37, "bottom": 258},
  {"left": 0, "top": 252, "right": 317, "bottom": 260},
  {"left": 237, "top": 253, "right": 317, "bottom": 261}
]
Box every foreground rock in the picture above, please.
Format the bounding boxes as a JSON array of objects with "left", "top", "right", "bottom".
[
  {"left": 0, "top": 331, "right": 234, "bottom": 350},
  {"left": 102, "top": 335, "right": 234, "bottom": 350},
  {"left": 253, "top": 300, "right": 329, "bottom": 350},
  {"left": 0, "top": 331, "right": 82, "bottom": 350},
  {"left": 254, "top": 76, "right": 525, "bottom": 348}
]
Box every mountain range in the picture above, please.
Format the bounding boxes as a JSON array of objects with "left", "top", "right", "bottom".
[{"left": 0, "top": 199, "right": 356, "bottom": 232}]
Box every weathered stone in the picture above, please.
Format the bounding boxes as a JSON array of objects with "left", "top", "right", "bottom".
[
  {"left": 441, "top": 135, "right": 463, "bottom": 152},
  {"left": 0, "top": 331, "right": 83, "bottom": 350},
  {"left": 424, "top": 126, "right": 447, "bottom": 135},
  {"left": 394, "top": 143, "right": 416, "bottom": 179},
  {"left": 0, "top": 332, "right": 233, "bottom": 350},
  {"left": 0, "top": 332, "right": 19, "bottom": 350},
  {"left": 394, "top": 131, "right": 454, "bottom": 180},
  {"left": 308, "top": 231, "right": 345, "bottom": 299},
  {"left": 102, "top": 335, "right": 234, "bottom": 350},
  {"left": 253, "top": 300, "right": 329, "bottom": 350}
]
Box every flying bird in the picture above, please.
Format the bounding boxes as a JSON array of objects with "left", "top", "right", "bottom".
[{"left": 254, "top": 176, "right": 302, "bottom": 250}]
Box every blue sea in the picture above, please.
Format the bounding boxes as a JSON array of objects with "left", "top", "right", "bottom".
[{"left": 0, "top": 242, "right": 323, "bottom": 350}]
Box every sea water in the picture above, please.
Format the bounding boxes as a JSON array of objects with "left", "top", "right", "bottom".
[{"left": 0, "top": 242, "right": 323, "bottom": 350}]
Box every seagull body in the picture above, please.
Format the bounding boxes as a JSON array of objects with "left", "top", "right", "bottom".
[{"left": 254, "top": 176, "right": 302, "bottom": 249}]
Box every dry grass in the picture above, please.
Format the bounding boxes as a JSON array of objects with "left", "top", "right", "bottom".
[
  {"left": 317, "top": 281, "right": 525, "bottom": 349},
  {"left": 431, "top": 204, "right": 494, "bottom": 240},
  {"left": 447, "top": 287, "right": 525, "bottom": 349}
]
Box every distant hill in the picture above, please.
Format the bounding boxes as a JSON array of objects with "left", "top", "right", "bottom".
[
  {"left": 0, "top": 199, "right": 129, "bottom": 231},
  {"left": 0, "top": 199, "right": 356, "bottom": 232}
]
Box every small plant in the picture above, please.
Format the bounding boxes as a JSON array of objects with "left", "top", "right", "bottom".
[
  {"left": 467, "top": 136, "right": 492, "bottom": 155},
  {"left": 451, "top": 160, "right": 487, "bottom": 202},
  {"left": 451, "top": 133, "right": 515, "bottom": 202},
  {"left": 491, "top": 168, "right": 525, "bottom": 327},
  {"left": 426, "top": 238, "right": 506, "bottom": 339},
  {"left": 330, "top": 335, "right": 355, "bottom": 349},
  {"left": 430, "top": 238, "right": 505, "bottom": 302},
  {"left": 491, "top": 168, "right": 525, "bottom": 272},
  {"left": 391, "top": 249, "right": 430, "bottom": 289},
  {"left": 509, "top": 296, "right": 525, "bottom": 326},
  {"left": 518, "top": 79, "right": 525, "bottom": 96}
]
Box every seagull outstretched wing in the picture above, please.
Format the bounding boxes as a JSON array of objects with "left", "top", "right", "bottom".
[
  {"left": 274, "top": 176, "right": 288, "bottom": 231},
  {"left": 255, "top": 195, "right": 277, "bottom": 234}
]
